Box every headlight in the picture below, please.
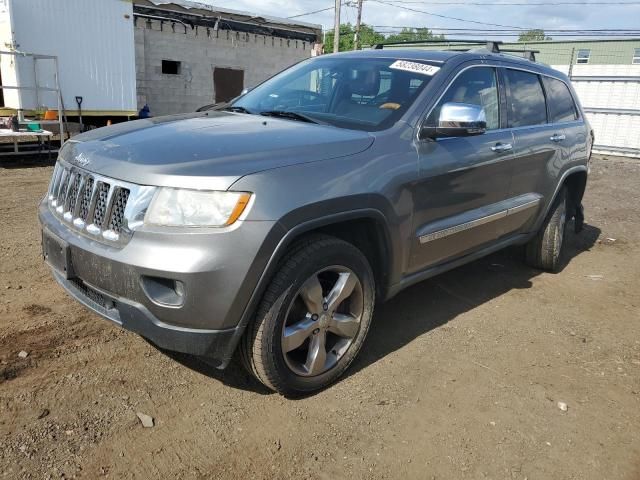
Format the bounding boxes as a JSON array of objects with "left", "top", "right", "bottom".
[{"left": 145, "top": 188, "right": 252, "bottom": 227}]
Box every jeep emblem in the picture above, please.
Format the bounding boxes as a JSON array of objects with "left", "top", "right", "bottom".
[{"left": 74, "top": 153, "right": 91, "bottom": 167}]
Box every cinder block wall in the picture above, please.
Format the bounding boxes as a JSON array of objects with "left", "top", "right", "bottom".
[{"left": 134, "top": 19, "right": 312, "bottom": 116}]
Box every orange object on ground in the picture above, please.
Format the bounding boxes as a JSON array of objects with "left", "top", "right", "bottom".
[{"left": 43, "top": 110, "right": 58, "bottom": 120}]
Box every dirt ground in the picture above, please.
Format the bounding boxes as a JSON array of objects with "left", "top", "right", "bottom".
[{"left": 0, "top": 154, "right": 639, "bottom": 479}]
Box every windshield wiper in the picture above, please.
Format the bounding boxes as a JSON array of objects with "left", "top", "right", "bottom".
[
  {"left": 223, "top": 105, "right": 253, "bottom": 114},
  {"left": 259, "top": 110, "right": 322, "bottom": 124}
]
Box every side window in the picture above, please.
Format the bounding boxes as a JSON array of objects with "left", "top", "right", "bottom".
[
  {"left": 427, "top": 67, "right": 499, "bottom": 130},
  {"left": 504, "top": 69, "right": 547, "bottom": 128},
  {"left": 542, "top": 76, "right": 578, "bottom": 123}
]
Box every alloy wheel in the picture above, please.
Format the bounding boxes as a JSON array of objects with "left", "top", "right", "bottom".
[{"left": 281, "top": 266, "right": 364, "bottom": 377}]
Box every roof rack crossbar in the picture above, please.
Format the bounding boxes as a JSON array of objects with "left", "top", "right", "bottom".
[
  {"left": 369, "top": 38, "right": 541, "bottom": 62},
  {"left": 371, "top": 38, "right": 504, "bottom": 50},
  {"left": 499, "top": 48, "right": 540, "bottom": 61}
]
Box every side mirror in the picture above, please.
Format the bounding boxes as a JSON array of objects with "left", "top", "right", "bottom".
[{"left": 420, "top": 102, "right": 487, "bottom": 139}]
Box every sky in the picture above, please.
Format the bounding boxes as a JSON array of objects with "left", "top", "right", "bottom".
[{"left": 192, "top": 0, "right": 640, "bottom": 40}]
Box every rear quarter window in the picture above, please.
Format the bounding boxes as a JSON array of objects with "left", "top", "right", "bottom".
[
  {"left": 504, "top": 69, "right": 547, "bottom": 128},
  {"left": 542, "top": 76, "right": 578, "bottom": 123}
]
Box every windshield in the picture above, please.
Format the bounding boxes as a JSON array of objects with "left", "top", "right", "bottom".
[{"left": 231, "top": 57, "right": 440, "bottom": 131}]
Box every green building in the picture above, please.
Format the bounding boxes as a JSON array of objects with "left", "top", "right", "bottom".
[
  {"left": 381, "top": 38, "right": 640, "bottom": 67},
  {"left": 512, "top": 38, "right": 640, "bottom": 66}
]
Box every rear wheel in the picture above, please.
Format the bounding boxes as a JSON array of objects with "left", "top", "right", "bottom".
[
  {"left": 240, "top": 235, "right": 375, "bottom": 396},
  {"left": 525, "top": 187, "right": 568, "bottom": 272}
]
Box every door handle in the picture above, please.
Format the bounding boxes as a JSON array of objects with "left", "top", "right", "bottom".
[
  {"left": 491, "top": 142, "right": 513, "bottom": 152},
  {"left": 550, "top": 133, "right": 566, "bottom": 142}
]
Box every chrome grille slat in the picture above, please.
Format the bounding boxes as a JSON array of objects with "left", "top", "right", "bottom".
[
  {"left": 48, "top": 161, "right": 139, "bottom": 247},
  {"left": 67, "top": 173, "right": 82, "bottom": 214},
  {"left": 108, "top": 188, "right": 130, "bottom": 234},
  {"left": 62, "top": 172, "right": 73, "bottom": 206},
  {"left": 92, "top": 182, "right": 111, "bottom": 228},
  {"left": 48, "top": 164, "right": 62, "bottom": 200},
  {"left": 55, "top": 169, "right": 69, "bottom": 207},
  {"left": 78, "top": 177, "right": 95, "bottom": 221}
]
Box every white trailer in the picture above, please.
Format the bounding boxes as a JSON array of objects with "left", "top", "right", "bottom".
[{"left": 0, "top": 0, "right": 137, "bottom": 118}]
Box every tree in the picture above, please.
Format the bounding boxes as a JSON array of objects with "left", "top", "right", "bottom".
[
  {"left": 385, "top": 27, "right": 443, "bottom": 44},
  {"left": 325, "top": 23, "right": 386, "bottom": 52},
  {"left": 517, "top": 29, "right": 552, "bottom": 41}
]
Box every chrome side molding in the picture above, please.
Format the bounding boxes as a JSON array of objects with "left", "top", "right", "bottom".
[{"left": 419, "top": 197, "right": 541, "bottom": 244}]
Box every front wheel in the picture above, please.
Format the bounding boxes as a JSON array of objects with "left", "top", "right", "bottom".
[{"left": 240, "top": 235, "right": 375, "bottom": 396}]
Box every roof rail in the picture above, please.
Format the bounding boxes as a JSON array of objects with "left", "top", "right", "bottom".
[
  {"left": 371, "top": 38, "right": 540, "bottom": 62},
  {"left": 371, "top": 38, "right": 503, "bottom": 53}
]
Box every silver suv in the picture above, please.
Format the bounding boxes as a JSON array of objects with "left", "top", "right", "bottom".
[{"left": 39, "top": 48, "right": 592, "bottom": 395}]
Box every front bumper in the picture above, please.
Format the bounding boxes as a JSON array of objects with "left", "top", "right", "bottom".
[
  {"left": 51, "top": 268, "right": 237, "bottom": 363},
  {"left": 39, "top": 200, "right": 283, "bottom": 367}
]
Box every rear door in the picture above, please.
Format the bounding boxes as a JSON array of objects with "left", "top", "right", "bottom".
[
  {"left": 542, "top": 75, "right": 589, "bottom": 172},
  {"left": 503, "top": 68, "right": 562, "bottom": 232},
  {"left": 409, "top": 65, "right": 515, "bottom": 272}
]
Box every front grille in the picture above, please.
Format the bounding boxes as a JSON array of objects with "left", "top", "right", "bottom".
[
  {"left": 69, "top": 278, "right": 114, "bottom": 310},
  {"left": 48, "top": 163, "right": 133, "bottom": 244}
]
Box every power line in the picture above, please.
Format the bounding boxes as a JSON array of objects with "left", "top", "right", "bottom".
[
  {"left": 369, "top": 0, "right": 527, "bottom": 29},
  {"left": 372, "top": 27, "right": 640, "bottom": 36},
  {"left": 371, "top": 26, "right": 640, "bottom": 31},
  {"left": 286, "top": 1, "right": 359, "bottom": 19},
  {"left": 290, "top": 0, "right": 640, "bottom": 38},
  {"left": 286, "top": 6, "right": 335, "bottom": 19},
  {"left": 323, "top": 25, "right": 640, "bottom": 35},
  {"left": 373, "top": 31, "right": 640, "bottom": 36},
  {"left": 379, "top": 0, "right": 640, "bottom": 4}
]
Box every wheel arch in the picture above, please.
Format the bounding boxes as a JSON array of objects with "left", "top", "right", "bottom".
[
  {"left": 533, "top": 165, "right": 588, "bottom": 233},
  {"left": 563, "top": 168, "right": 588, "bottom": 217},
  {"left": 219, "top": 208, "right": 396, "bottom": 368},
  {"left": 272, "top": 208, "right": 394, "bottom": 300}
]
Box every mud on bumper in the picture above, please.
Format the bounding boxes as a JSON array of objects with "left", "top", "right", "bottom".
[{"left": 51, "top": 268, "right": 238, "bottom": 367}]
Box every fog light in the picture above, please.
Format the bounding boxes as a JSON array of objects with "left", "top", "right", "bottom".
[{"left": 140, "top": 276, "right": 185, "bottom": 307}]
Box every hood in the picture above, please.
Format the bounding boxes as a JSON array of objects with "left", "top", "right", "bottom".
[{"left": 61, "top": 112, "right": 375, "bottom": 190}]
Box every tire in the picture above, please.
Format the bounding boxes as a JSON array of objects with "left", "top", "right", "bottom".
[
  {"left": 240, "top": 235, "right": 375, "bottom": 396},
  {"left": 525, "top": 187, "right": 568, "bottom": 272}
]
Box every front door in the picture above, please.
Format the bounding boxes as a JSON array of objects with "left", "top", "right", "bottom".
[{"left": 409, "top": 66, "right": 515, "bottom": 273}]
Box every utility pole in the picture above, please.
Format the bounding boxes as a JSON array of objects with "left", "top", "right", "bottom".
[
  {"left": 353, "top": 0, "right": 363, "bottom": 50},
  {"left": 333, "top": 0, "right": 341, "bottom": 53},
  {"left": 567, "top": 47, "right": 575, "bottom": 79}
]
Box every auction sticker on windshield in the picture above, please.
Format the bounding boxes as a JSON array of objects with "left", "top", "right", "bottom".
[{"left": 389, "top": 60, "right": 440, "bottom": 76}]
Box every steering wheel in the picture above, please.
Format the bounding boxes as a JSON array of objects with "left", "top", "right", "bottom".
[{"left": 265, "top": 89, "right": 325, "bottom": 110}]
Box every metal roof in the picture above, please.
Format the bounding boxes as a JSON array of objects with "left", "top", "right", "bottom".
[{"left": 143, "top": 0, "right": 322, "bottom": 32}]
